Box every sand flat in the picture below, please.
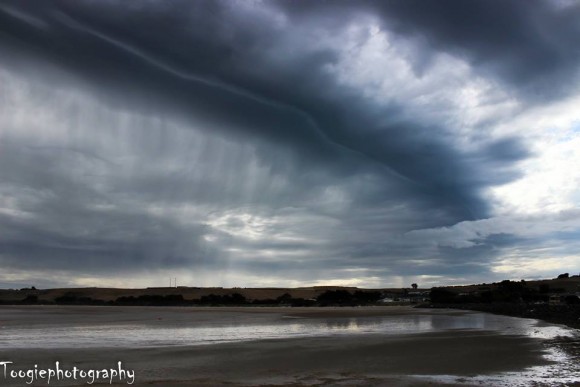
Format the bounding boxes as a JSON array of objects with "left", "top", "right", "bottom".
[{"left": 0, "top": 332, "right": 551, "bottom": 386}]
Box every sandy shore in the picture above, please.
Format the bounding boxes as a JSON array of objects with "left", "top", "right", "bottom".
[
  {"left": 0, "top": 332, "right": 550, "bottom": 386},
  {"left": 0, "top": 306, "right": 559, "bottom": 386}
]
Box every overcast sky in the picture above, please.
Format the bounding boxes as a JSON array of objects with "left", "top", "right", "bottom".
[{"left": 1, "top": 0, "right": 579, "bottom": 289}]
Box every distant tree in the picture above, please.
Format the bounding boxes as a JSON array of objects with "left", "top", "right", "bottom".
[
  {"left": 496, "top": 280, "right": 526, "bottom": 302},
  {"left": 198, "top": 293, "right": 246, "bottom": 305},
  {"left": 480, "top": 291, "right": 493, "bottom": 303},
  {"left": 276, "top": 293, "right": 292, "bottom": 303},
  {"left": 430, "top": 288, "right": 456, "bottom": 303},
  {"left": 557, "top": 273, "right": 569, "bottom": 279},
  {"left": 411, "top": 283, "right": 418, "bottom": 290},
  {"left": 230, "top": 293, "right": 246, "bottom": 304},
  {"left": 539, "top": 284, "right": 550, "bottom": 293},
  {"left": 317, "top": 290, "right": 353, "bottom": 305},
  {"left": 22, "top": 295, "right": 38, "bottom": 304},
  {"left": 290, "top": 298, "right": 316, "bottom": 307},
  {"left": 353, "top": 291, "right": 381, "bottom": 304}
]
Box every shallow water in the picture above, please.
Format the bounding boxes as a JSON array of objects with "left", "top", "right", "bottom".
[{"left": 0, "top": 309, "right": 575, "bottom": 348}]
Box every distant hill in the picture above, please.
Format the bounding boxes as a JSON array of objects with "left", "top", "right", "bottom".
[
  {"left": 2, "top": 275, "right": 578, "bottom": 306},
  {"left": 438, "top": 275, "right": 580, "bottom": 295},
  {"left": 0, "top": 285, "right": 405, "bottom": 305}
]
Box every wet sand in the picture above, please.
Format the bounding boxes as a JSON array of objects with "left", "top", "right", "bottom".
[
  {"left": 0, "top": 306, "right": 560, "bottom": 386},
  {"left": 1, "top": 332, "right": 550, "bottom": 386}
]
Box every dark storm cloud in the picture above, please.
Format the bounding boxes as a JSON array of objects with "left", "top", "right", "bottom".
[
  {"left": 0, "top": 211, "right": 216, "bottom": 272},
  {"left": 0, "top": 0, "right": 517, "bottom": 221},
  {"left": 278, "top": 0, "right": 580, "bottom": 101},
  {"left": 378, "top": 0, "right": 580, "bottom": 100},
  {"left": 0, "top": 0, "right": 578, "bottom": 286}
]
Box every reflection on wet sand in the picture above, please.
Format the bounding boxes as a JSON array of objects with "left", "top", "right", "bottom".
[{"left": 2, "top": 309, "right": 571, "bottom": 348}]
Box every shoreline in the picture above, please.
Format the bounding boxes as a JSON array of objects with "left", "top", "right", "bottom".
[
  {"left": 423, "top": 303, "right": 580, "bottom": 330},
  {"left": 0, "top": 305, "right": 573, "bottom": 386}
]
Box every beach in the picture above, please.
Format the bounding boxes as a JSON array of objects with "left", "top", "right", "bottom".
[{"left": 0, "top": 306, "right": 578, "bottom": 386}]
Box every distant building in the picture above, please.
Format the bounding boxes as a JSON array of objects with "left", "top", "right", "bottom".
[{"left": 408, "top": 291, "right": 430, "bottom": 303}]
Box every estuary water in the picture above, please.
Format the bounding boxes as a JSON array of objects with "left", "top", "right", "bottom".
[{"left": 0, "top": 307, "right": 575, "bottom": 348}]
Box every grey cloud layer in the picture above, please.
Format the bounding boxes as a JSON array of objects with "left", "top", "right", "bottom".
[{"left": 0, "top": 0, "right": 578, "bottom": 287}]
